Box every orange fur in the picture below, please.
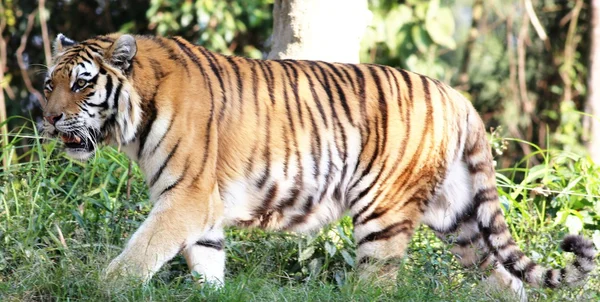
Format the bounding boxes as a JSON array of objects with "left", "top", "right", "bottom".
[{"left": 42, "top": 34, "right": 596, "bottom": 296}]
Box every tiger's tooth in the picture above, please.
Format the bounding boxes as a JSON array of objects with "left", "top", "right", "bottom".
[{"left": 75, "top": 136, "right": 81, "bottom": 143}]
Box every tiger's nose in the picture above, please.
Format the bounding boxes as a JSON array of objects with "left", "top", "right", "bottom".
[{"left": 44, "top": 113, "right": 64, "bottom": 126}]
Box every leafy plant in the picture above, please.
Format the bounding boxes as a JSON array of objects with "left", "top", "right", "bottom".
[{"left": 361, "top": 0, "right": 457, "bottom": 80}]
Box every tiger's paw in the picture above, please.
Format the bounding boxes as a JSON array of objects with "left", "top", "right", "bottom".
[
  {"left": 103, "top": 255, "right": 153, "bottom": 284},
  {"left": 191, "top": 270, "right": 225, "bottom": 289}
]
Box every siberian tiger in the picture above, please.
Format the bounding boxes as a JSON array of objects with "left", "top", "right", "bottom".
[{"left": 42, "top": 33, "right": 596, "bottom": 298}]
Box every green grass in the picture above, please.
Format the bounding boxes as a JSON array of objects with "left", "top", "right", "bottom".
[{"left": 1, "top": 119, "right": 599, "bottom": 301}]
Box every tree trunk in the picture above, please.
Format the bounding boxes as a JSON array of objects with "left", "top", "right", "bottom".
[
  {"left": 268, "top": 0, "right": 370, "bottom": 64},
  {"left": 586, "top": 0, "right": 600, "bottom": 163},
  {"left": 0, "top": 8, "right": 8, "bottom": 169}
]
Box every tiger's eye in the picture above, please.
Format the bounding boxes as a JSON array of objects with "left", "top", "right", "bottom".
[{"left": 77, "top": 79, "right": 87, "bottom": 87}]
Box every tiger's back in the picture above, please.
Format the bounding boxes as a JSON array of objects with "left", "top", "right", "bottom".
[
  {"left": 42, "top": 34, "right": 596, "bottom": 298},
  {"left": 211, "top": 55, "right": 466, "bottom": 234}
]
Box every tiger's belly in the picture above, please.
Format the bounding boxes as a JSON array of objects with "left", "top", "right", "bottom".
[
  {"left": 220, "top": 137, "right": 362, "bottom": 233},
  {"left": 219, "top": 163, "right": 349, "bottom": 233}
]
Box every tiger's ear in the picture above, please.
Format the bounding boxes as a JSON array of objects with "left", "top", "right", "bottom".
[
  {"left": 53, "top": 33, "right": 77, "bottom": 55},
  {"left": 106, "top": 35, "right": 137, "bottom": 72}
]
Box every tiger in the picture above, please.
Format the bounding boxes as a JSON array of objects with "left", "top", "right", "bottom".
[{"left": 42, "top": 33, "right": 596, "bottom": 299}]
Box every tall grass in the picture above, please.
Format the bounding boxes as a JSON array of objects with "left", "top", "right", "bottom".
[{"left": 1, "top": 118, "right": 598, "bottom": 301}]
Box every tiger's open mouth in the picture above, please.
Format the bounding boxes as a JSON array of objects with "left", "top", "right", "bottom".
[
  {"left": 61, "top": 133, "right": 83, "bottom": 147},
  {"left": 57, "top": 131, "right": 96, "bottom": 153}
]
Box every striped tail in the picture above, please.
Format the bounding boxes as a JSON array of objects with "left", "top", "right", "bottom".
[{"left": 464, "top": 105, "right": 596, "bottom": 288}]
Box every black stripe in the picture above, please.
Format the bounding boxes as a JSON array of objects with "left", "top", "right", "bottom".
[
  {"left": 256, "top": 114, "right": 271, "bottom": 189},
  {"left": 226, "top": 56, "right": 244, "bottom": 116},
  {"left": 398, "top": 69, "right": 414, "bottom": 100},
  {"left": 102, "top": 75, "right": 114, "bottom": 108},
  {"left": 172, "top": 38, "right": 215, "bottom": 174},
  {"left": 112, "top": 82, "right": 123, "bottom": 109},
  {"left": 312, "top": 63, "right": 346, "bottom": 163},
  {"left": 279, "top": 63, "right": 296, "bottom": 178},
  {"left": 456, "top": 232, "right": 482, "bottom": 247},
  {"left": 280, "top": 61, "right": 304, "bottom": 128},
  {"left": 349, "top": 119, "right": 381, "bottom": 206},
  {"left": 149, "top": 139, "right": 181, "bottom": 187},
  {"left": 358, "top": 220, "right": 412, "bottom": 245},
  {"left": 357, "top": 256, "right": 402, "bottom": 266},
  {"left": 138, "top": 96, "right": 157, "bottom": 158},
  {"left": 349, "top": 64, "right": 367, "bottom": 129},
  {"left": 305, "top": 103, "right": 321, "bottom": 179},
  {"left": 474, "top": 187, "right": 498, "bottom": 207},
  {"left": 309, "top": 62, "right": 336, "bottom": 119},
  {"left": 255, "top": 184, "right": 279, "bottom": 228},
  {"left": 95, "top": 36, "right": 115, "bottom": 43},
  {"left": 148, "top": 58, "right": 166, "bottom": 81},
  {"left": 258, "top": 61, "right": 276, "bottom": 105},
  {"left": 160, "top": 156, "right": 191, "bottom": 196},
  {"left": 150, "top": 117, "right": 175, "bottom": 155},
  {"left": 196, "top": 239, "right": 224, "bottom": 251},
  {"left": 196, "top": 46, "right": 227, "bottom": 121},
  {"left": 85, "top": 74, "right": 112, "bottom": 109},
  {"left": 155, "top": 37, "right": 190, "bottom": 74},
  {"left": 368, "top": 66, "right": 388, "bottom": 163},
  {"left": 524, "top": 261, "right": 537, "bottom": 279},
  {"left": 543, "top": 269, "right": 558, "bottom": 288},
  {"left": 277, "top": 187, "right": 301, "bottom": 211},
  {"left": 489, "top": 209, "right": 508, "bottom": 234},
  {"left": 300, "top": 63, "right": 329, "bottom": 129},
  {"left": 245, "top": 60, "right": 260, "bottom": 174},
  {"left": 501, "top": 251, "right": 527, "bottom": 279},
  {"left": 284, "top": 196, "right": 314, "bottom": 228},
  {"left": 496, "top": 238, "right": 516, "bottom": 251}
]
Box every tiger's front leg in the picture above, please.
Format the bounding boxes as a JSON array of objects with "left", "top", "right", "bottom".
[
  {"left": 182, "top": 226, "right": 226, "bottom": 286},
  {"left": 105, "top": 186, "right": 223, "bottom": 283}
]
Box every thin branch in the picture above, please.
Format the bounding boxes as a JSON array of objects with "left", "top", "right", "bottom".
[
  {"left": 524, "top": 0, "right": 550, "bottom": 50},
  {"left": 16, "top": 12, "right": 45, "bottom": 107},
  {"left": 127, "top": 160, "right": 133, "bottom": 200},
  {"left": 457, "top": 0, "right": 483, "bottom": 89},
  {"left": 39, "top": 0, "right": 52, "bottom": 67},
  {"left": 517, "top": 7, "right": 532, "bottom": 116},
  {"left": 54, "top": 222, "right": 68, "bottom": 249},
  {"left": 507, "top": 13, "right": 518, "bottom": 101},
  {"left": 559, "top": 0, "right": 584, "bottom": 104},
  {"left": 511, "top": 3, "right": 537, "bottom": 163}
]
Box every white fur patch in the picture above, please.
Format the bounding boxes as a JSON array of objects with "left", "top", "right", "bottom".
[
  {"left": 421, "top": 160, "right": 472, "bottom": 232},
  {"left": 184, "top": 228, "right": 225, "bottom": 286}
]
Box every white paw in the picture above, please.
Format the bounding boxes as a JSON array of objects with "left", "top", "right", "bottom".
[{"left": 104, "top": 254, "right": 153, "bottom": 283}]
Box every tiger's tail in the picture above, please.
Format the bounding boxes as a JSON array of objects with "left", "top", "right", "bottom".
[{"left": 464, "top": 104, "right": 596, "bottom": 288}]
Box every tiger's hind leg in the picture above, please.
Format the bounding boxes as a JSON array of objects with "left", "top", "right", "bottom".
[
  {"left": 351, "top": 185, "right": 433, "bottom": 283},
  {"left": 435, "top": 217, "right": 526, "bottom": 301},
  {"left": 182, "top": 226, "right": 226, "bottom": 286},
  {"left": 423, "top": 160, "right": 526, "bottom": 300}
]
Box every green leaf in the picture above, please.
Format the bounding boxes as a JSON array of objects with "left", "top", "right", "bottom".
[
  {"left": 426, "top": 0, "right": 440, "bottom": 21},
  {"left": 554, "top": 210, "right": 568, "bottom": 226},
  {"left": 565, "top": 215, "right": 583, "bottom": 234},
  {"left": 593, "top": 231, "right": 600, "bottom": 251},
  {"left": 299, "top": 246, "right": 315, "bottom": 262},
  {"left": 414, "top": 2, "right": 427, "bottom": 19},
  {"left": 341, "top": 250, "right": 355, "bottom": 267},
  {"left": 308, "top": 258, "right": 322, "bottom": 276},
  {"left": 336, "top": 225, "right": 354, "bottom": 246},
  {"left": 424, "top": 7, "right": 456, "bottom": 50},
  {"left": 325, "top": 241, "right": 337, "bottom": 257},
  {"left": 411, "top": 25, "right": 429, "bottom": 53}
]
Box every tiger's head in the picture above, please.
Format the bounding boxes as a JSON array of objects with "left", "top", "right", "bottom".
[{"left": 42, "top": 34, "right": 142, "bottom": 161}]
